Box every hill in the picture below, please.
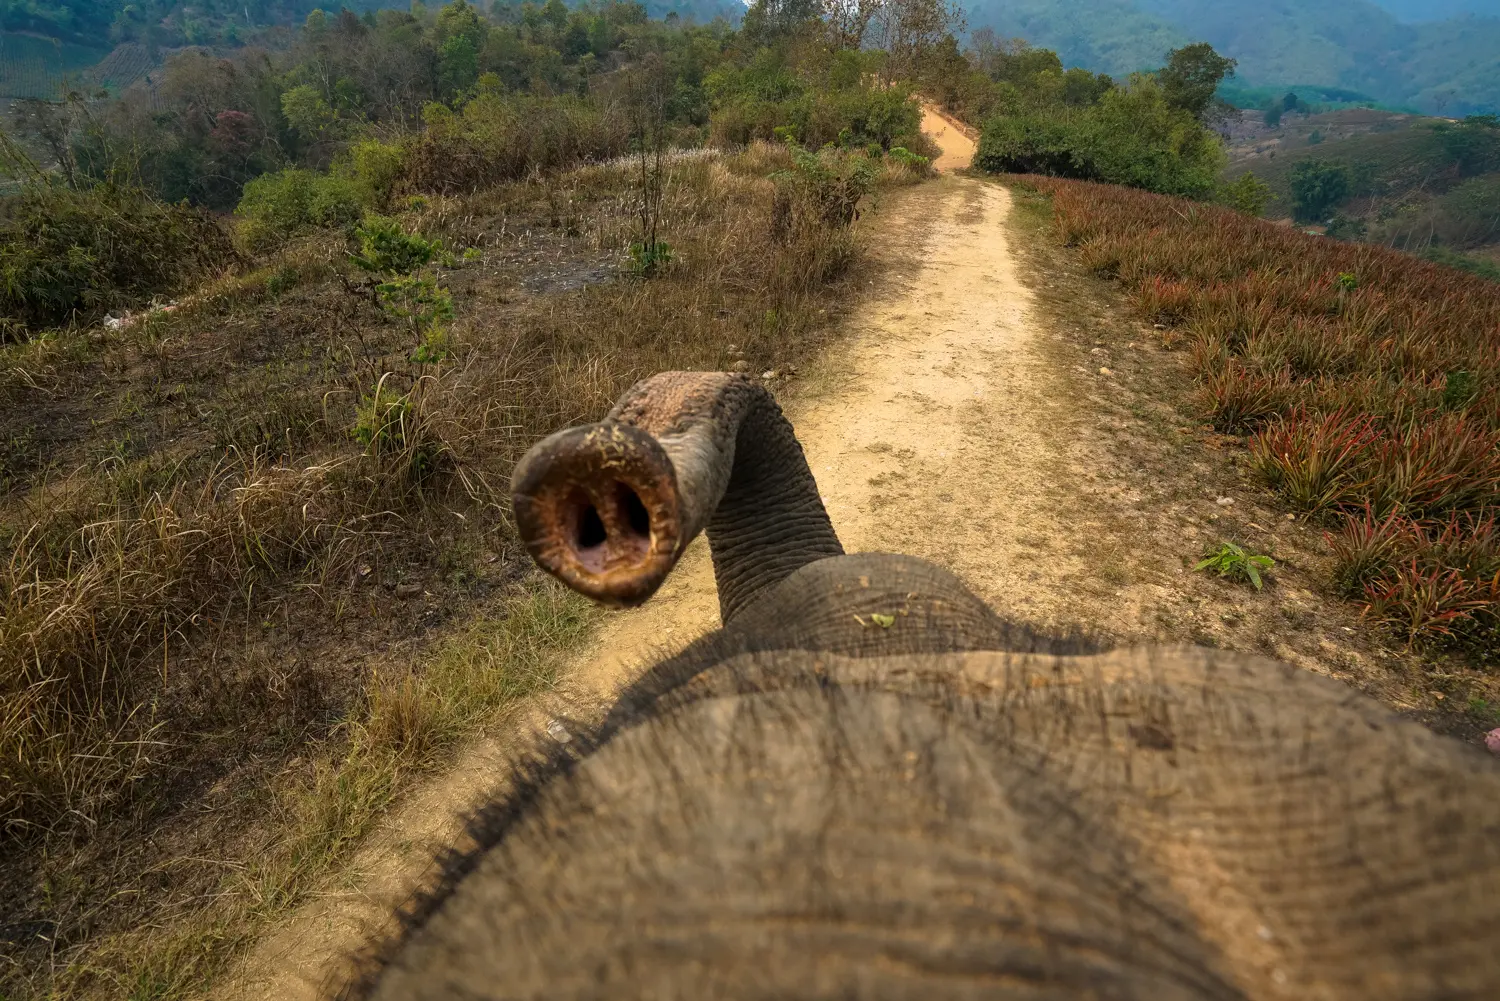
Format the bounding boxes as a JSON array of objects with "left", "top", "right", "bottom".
[
  {"left": 1221, "top": 107, "right": 1500, "bottom": 279},
  {"left": 0, "top": 0, "right": 744, "bottom": 100},
  {"left": 1371, "top": 0, "right": 1500, "bottom": 20},
  {"left": 962, "top": 0, "right": 1500, "bottom": 115}
]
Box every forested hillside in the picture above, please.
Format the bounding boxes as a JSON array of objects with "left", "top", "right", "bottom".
[
  {"left": 964, "top": 0, "right": 1500, "bottom": 115},
  {"left": 0, "top": 0, "right": 742, "bottom": 101}
]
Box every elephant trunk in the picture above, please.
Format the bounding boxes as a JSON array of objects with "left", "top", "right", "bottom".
[{"left": 511, "top": 372, "right": 843, "bottom": 620}]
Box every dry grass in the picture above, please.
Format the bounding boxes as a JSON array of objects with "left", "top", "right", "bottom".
[
  {"left": 0, "top": 143, "right": 898, "bottom": 999},
  {"left": 1021, "top": 175, "right": 1500, "bottom": 652}
]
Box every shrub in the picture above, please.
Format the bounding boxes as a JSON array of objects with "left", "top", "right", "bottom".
[
  {"left": 1328, "top": 506, "right": 1413, "bottom": 596},
  {"left": 397, "top": 93, "right": 631, "bottom": 196},
  {"left": 1194, "top": 541, "right": 1275, "bottom": 590},
  {"left": 886, "top": 146, "right": 930, "bottom": 170},
  {"left": 976, "top": 76, "right": 1225, "bottom": 199},
  {"left": 1289, "top": 159, "right": 1350, "bottom": 223},
  {"left": 338, "top": 138, "right": 410, "bottom": 211},
  {"left": 349, "top": 216, "right": 442, "bottom": 274},
  {"left": 235, "top": 168, "right": 365, "bottom": 251},
  {"left": 772, "top": 142, "right": 879, "bottom": 232},
  {"left": 1421, "top": 245, "right": 1500, "bottom": 283},
  {"left": 0, "top": 181, "right": 236, "bottom": 335},
  {"left": 1430, "top": 174, "right": 1500, "bottom": 248},
  {"left": 975, "top": 112, "right": 1082, "bottom": 177},
  {"left": 707, "top": 62, "right": 924, "bottom": 154},
  {"left": 1218, "top": 172, "right": 1271, "bottom": 217}
]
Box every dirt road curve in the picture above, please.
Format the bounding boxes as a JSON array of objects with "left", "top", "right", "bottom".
[
  {"left": 223, "top": 107, "right": 1309, "bottom": 1000},
  {"left": 920, "top": 104, "right": 976, "bottom": 173}
]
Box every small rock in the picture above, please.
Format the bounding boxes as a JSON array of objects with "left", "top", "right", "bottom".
[
  {"left": 761, "top": 369, "right": 781, "bottom": 380},
  {"left": 1285, "top": 513, "right": 1296, "bottom": 521},
  {"left": 1486, "top": 728, "right": 1500, "bottom": 755},
  {"left": 730, "top": 359, "right": 751, "bottom": 373},
  {"left": 1098, "top": 367, "right": 1113, "bottom": 376},
  {"left": 1215, "top": 496, "right": 1234, "bottom": 506},
  {"left": 1089, "top": 347, "right": 1109, "bottom": 356},
  {"left": 393, "top": 583, "right": 423, "bottom": 599}
]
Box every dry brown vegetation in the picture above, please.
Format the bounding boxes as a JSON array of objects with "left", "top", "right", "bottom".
[
  {"left": 0, "top": 143, "right": 923, "bottom": 999},
  {"left": 1006, "top": 175, "right": 1499, "bottom": 727}
]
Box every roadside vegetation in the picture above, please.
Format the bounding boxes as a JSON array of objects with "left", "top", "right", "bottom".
[
  {"left": 1224, "top": 109, "right": 1500, "bottom": 280},
  {"left": 1020, "top": 175, "right": 1499, "bottom": 652},
  {"left": 0, "top": 0, "right": 941, "bottom": 994},
  {"left": 935, "top": 34, "right": 1246, "bottom": 204}
]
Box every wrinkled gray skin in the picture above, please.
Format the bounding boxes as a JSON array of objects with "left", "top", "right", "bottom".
[{"left": 363, "top": 373, "right": 1500, "bottom": 1001}]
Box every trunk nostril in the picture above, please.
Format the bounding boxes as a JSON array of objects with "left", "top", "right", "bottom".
[
  {"left": 568, "top": 488, "right": 608, "bottom": 555},
  {"left": 576, "top": 503, "right": 607, "bottom": 549},
  {"left": 616, "top": 482, "right": 650, "bottom": 541}
]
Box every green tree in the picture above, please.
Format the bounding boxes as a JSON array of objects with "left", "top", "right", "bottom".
[
  {"left": 281, "top": 84, "right": 337, "bottom": 140},
  {"left": 1157, "top": 42, "right": 1236, "bottom": 124},
  {"left": 1289, "top": 159, "right": 1351, "bottom": 223},
  {"left": 1432, "top": 114, "right": 1500, "bottom": 177}
]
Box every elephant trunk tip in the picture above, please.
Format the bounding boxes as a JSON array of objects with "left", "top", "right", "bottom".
[{"left": 511, "top": 423, "right": 684, "bottom": 607}]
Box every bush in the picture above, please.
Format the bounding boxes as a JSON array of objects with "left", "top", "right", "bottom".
[
  {"left": 975, "top": 112, "right": 1082, "bottom": 177},
  {"left": 772, "top": 143, "right": 879, "bottom": 233},
  {"left": 0, "top": 182, "right": 236, "bottom": 335},
  {"left": 1422, "top": 245, "right": 1500, "bottom": 283},
  {"left": 1431, "top": 174, "right": 1500, "bottom": 248},
  {"left": 338, "top": 138, "right": 410, "bottom": 212},
  {"left": 1289, "top": 159, "right": 1350, "bottom": 223},
  {"left": 349, "top": 216, "right": 443, "bottom": 274},
  {"left": 975, "top": 76, "right": 1226, "bottom": 200},
  {"left": 1218, "top": 172, "right": 1271, "bottom": 217},
  {"left": 707, "top": 63, "right": 925, "bottom": 154},
  {"left": 397, "top": 94, "right": 631, "bottom": 196},
  {"left": 235, "top": 168, "right": 366, "bottom": 251}
]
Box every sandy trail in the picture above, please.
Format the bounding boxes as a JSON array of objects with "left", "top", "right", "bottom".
[
  {"left": 219, "top": 116, "right": 1079, "bottom": 1001},
  {"left": 920, "top": 104, "right": 977, "bottom": 173}
]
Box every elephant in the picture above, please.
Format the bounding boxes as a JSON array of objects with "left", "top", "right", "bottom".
[{"left": 357, "top": 372, "right": 1500, "bottom": 1000}]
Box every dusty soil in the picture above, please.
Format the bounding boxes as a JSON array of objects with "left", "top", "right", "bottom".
[{"left": 215, "top": 113, "right": 1459, "bottom": 1001}]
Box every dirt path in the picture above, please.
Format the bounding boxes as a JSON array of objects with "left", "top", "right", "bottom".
[
  {"left": 920, "top": 104, "right": 976, "bottom": 173},
  {"left": 217, "top": 112, "right": 1384, "bottom": 1000}
]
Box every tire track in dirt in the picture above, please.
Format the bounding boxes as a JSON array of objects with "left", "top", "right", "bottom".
[{"left": 214, "top": 117, "right": 1135, "bottom": 1001}]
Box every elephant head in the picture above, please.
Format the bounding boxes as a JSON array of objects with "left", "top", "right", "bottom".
[{"left": 360, "top": 373, "right": 1500, "bottom": 1000}]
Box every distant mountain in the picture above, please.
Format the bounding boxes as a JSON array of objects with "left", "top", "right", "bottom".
[
  {"left": 1369, "top": 0, "right": 1500, "bottom": 22},
  {"left": 963, "top": 0, "right": 1187, "bottom": 76},
  {"left": 964, "top": 0, "right": 1500, "bottom": 115}
]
